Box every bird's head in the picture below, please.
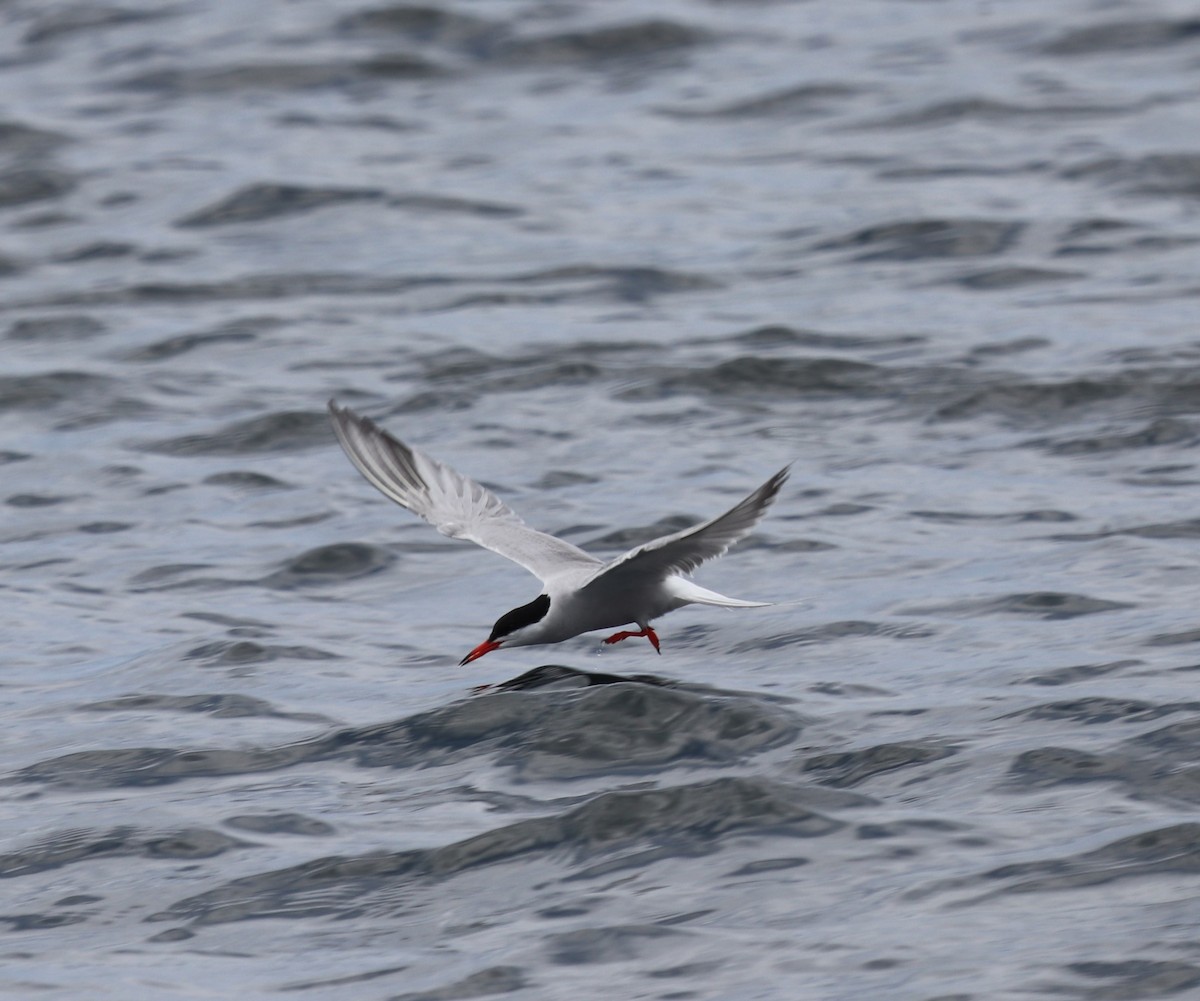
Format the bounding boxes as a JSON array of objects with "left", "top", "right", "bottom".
[{"left": 460, "top": 593, "right": 552, "bottom": 665}]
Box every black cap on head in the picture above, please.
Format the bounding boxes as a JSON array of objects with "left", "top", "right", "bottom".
[{"left": 489, "top": 594, "right": 550, "bottom": 641}]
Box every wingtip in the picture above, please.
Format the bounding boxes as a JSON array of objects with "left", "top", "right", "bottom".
[
  {"left": 763, "top": 462, "right": 792, "bottom": 499},
  {"left": 327, "top": 400, "right": 380, "bottom": 452},
  {"left": 328, "top": 398, "right": 351, "bottom": 425},
  {"left": 327, "top": 399, "right": 359, "bottom": 442},
  {"left": 327, "top": 399, "right": 374, "bottom": 435}
]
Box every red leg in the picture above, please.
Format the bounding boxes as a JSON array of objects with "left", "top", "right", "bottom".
[{"left": 602, "top": 626, "right": 661, "bottom": 654}]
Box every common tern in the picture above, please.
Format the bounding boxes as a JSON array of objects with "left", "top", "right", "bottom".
[{"left": 328, "top": 401, "right": 789, "bottom": 665}]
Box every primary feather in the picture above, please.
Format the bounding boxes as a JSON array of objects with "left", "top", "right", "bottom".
[
  {"left": 579, "top": 465, "right": 791, "bottom": 595},
  {"left": 328, "top": 401, "right": 600, "bottom": 581}
]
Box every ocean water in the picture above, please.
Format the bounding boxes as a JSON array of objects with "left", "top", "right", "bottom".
[{"left": 3, "top": 1, "right": 1200, "bottom": 998}]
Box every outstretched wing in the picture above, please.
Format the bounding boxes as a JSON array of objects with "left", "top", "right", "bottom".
[
  {"left": 328, "top": 401, "right": 601, "bottom": 582},
  {"left": 579, "top": 465, "right": 790, "bottom": 593}
]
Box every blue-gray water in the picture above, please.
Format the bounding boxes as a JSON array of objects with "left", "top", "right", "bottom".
[{"left": 3, "top": 1, "right": 1200, "bottom": 998}]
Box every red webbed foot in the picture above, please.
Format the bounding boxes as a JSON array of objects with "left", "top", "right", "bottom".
[{"left": 602, "top": 626, "right": 661, "bottom": 654}]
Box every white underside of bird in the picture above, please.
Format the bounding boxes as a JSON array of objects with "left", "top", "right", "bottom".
[{"left": 327, "top": 401, "right": 790, "bottom": 665}]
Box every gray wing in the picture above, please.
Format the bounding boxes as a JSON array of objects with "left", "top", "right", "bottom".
[
  {"left": 328, "top": 401, "right": 601, "bottom": 582},
  {"left": 579, "top": 465, "right": 790, "bottom": 593}
]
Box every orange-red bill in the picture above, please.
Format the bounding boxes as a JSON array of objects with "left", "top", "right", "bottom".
[{"left": 460, "top": 639, "right": 502, "bottom": 666}]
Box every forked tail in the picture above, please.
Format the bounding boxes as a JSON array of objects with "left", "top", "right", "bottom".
[{"left": 668, "top": 577, "right": 773, "bottom": 608}]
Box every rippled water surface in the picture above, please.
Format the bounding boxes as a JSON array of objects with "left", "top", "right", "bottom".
[{"left": 4, "top": 1, "right": 1200, "bottom": 998}]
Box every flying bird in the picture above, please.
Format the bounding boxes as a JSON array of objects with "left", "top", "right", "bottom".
[{"left": 328, "top": 401, "right": 789, "bottom": 665}]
